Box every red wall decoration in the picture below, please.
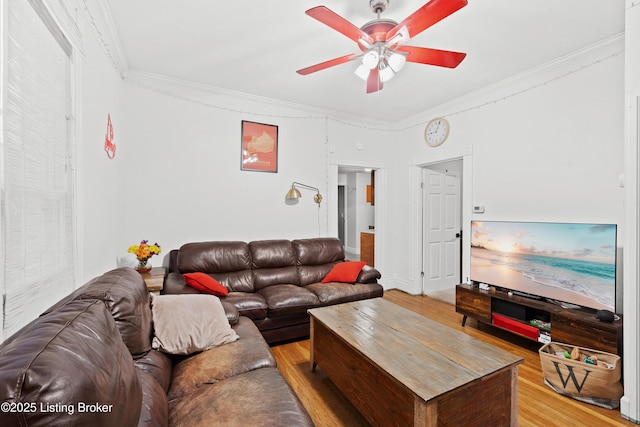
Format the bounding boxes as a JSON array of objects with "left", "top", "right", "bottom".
[
  {"left": 241, "top": 120, "right": 278, "bottom": 172},
  {"left": 104, "top": 113, "right": 116, "bottom": 159}
]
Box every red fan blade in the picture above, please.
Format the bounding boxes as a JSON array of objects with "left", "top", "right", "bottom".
[
  {"left": 297, "top": 54, "right": 356, "bottom": 75},
  {"left": 366, "top": 67, "right": 383, "bottom": 93},
  {"left": 306, "top": 6, "right": 374, "bottom": 45},
  {"left": 397, "top": 46, "right": 466, "bottom": 68},
  {"left": 386, "top": 0, "right": 468, "bottom": 43}
]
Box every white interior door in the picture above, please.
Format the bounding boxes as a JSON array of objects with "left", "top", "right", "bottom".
[{"left": 422, "top": 165, "right": 462, "bottom": 293}]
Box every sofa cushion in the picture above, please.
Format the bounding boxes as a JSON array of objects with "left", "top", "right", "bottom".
[
  {"left": 168, "top": 317, "right": 277, "bottom": 400},
  {"left": 298, "top": 263, "right": 335, "bottom": 286},
  {"left": 178, "top": 241, "right": 251, "bottom": 273},
  {"left": 42, "top": 267, "right": 152, "bottom": 358},
  {"left": 322, "top": 261, "right": 366, "bottom": 283},
  {"left": 0, "top": 299, "right": 142, "bottom": 427},
  {"left": 168, "top": 367, "right": 314, "bottom": 426},
  {"left": 208, "top": 270, "right": 255, "bottom": 292},
  {"left": 306, "top": 282, "right": 385, "bottom": 305},
  {"left": 134, "top": 350, "right": 173, "bottom": 393},
  {"left": 253, "top": 265, "right": 299, "bottom": 290},
  {"left": 249, "top": 239, "right": 295, "bottom": 268},
  {"left": 136, "top": 369, "right": 168, "bottom": 427},
  {"left": 293, "top": 237, "right": 344, "bottom": 265},
  {"left": 151, "top": 294, "right": 239, "bottom": 355},
  {"left": 183, "top": 272, "right": 229, "bottom": 296},
  {"left": 178, "top": 241, "right": 255, "bottom": 292},
  {"left": 223, "top": 292, "right": 268, "bottom": 320},
  {"left": 257, "top": 284, "right": 320, "bottom": 316},
  {"left": 250, "top": 240, "right": 299, "bottom": 290}
]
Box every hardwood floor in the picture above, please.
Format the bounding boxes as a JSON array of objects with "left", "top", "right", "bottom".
[{"left": 271, "top": 289, "right": 636, "bottom": 426}]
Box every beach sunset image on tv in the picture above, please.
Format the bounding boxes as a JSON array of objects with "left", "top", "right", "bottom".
[{"left": 470, "top": 221, "right": 617, "bottom": 312}]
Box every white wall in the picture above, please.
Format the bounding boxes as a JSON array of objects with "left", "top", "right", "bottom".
[
  {"left": 120, "top": 75, "right": 331, "bottom": 266},
  {"left": 345, "top": 173, "right": 358, "bottom": 252},
  {"left": 622, "top": 1, "right": 640, "bottom": 422},
  {"left": 77, "top": 10, "right": 127, "bottom": 282},
  {"left": 384, "top": 39, "right": 625, "bottom": 293}
]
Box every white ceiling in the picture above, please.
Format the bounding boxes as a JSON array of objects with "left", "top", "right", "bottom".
[{"left": 105, "top": 0, "right": 624, "bottom": 123}]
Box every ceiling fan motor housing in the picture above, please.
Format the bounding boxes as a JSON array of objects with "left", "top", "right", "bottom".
[{"left": 370, "top": 0, "right": 389, "bottom": 14}]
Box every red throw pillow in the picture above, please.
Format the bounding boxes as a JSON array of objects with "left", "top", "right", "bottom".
[
  {"left": 183, "top": 272, "right": 228, "bottom": 296},
  {"left": 321, "top": 261, "right": 367, "bottom": 284}
]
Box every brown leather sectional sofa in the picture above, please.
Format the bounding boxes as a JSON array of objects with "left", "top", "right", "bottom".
[
  {"left": 0, "top": 268, "right": 314, "bottom": 426},
  {"left": 165, "top": 237, "right": 384, "bottom": 344}
]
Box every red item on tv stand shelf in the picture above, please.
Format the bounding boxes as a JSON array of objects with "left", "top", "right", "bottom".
[{"left": 492, "top": 313, "right": 539, "bottom": 341}]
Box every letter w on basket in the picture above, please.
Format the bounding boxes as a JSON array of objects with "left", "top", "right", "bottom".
[{"left": 552, "top": 361, "right": 592, "bottom": 392}]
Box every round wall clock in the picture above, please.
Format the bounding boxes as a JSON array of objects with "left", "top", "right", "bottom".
[{"left": 424, "top": 117, "right": 450, "bottom": 147}]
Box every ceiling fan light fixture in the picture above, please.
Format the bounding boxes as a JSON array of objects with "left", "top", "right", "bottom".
[
  {"left": 298, "top": 1, "right": 468, "bottom": 94},
  {"left": 379, "top": 65, "right": 394, "bottom": 82},
  {"left": 388, "top": 52, "right": 406, "bottom": 72},
  {"left": 354, "top": 64, "right": 369, "bottom": 81},
  {"left": 362, "top": 50, "right": 380, "bottom": 69}
]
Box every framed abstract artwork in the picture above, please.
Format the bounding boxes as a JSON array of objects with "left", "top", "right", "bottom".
[{"left": 241, "top": 120, "right": 278, "bottom": 172}]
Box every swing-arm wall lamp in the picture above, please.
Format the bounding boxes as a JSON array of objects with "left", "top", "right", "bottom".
[{"left": 286, "top": 182, "right": 323, "bottom": 206}]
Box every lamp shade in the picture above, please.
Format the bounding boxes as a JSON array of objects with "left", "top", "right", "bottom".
[
  {"left": 286, "top": 186, "right": 302, "bottom": 200},
  {"left": 362, "top": 50, "right": 379, "bottom": 70},
  {"left": 354, "top": 64, "right": 369, "bottom": 81},
  {"left": 388, "top": 52, "right": 406, "bottom": 72},
  {"left": 379, "top": 65, "right": 394, "bottom": 82}
]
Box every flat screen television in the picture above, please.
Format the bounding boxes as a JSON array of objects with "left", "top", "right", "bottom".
[{"left": 470, "top": 220, "right": 617, "bottom": 313}]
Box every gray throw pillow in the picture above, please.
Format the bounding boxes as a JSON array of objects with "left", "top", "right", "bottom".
[{"left": 151, "top": 294, "right": 239, "bottom": 355}]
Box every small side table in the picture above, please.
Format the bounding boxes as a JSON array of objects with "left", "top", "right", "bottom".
[{"left": 139, "top": 267, "right": 166, "bottom": 295}]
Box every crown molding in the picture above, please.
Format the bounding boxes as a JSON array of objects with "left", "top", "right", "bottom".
[
  {"left": 80, "top": 0, "right": 129, "bottom": 75},
  {"left": 124, "top": 68, "right": 396, "bottom": 129},
  {"left": 397, "top": 33, "right": 625, "bottom": 130}
]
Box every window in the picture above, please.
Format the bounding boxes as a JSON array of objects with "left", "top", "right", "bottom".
[{"left": 1, "top": 0, "right": 76, "bottom": 339}]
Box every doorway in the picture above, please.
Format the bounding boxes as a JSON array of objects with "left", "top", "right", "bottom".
[
  {"left": 338, "top": 167, "right": 376, "bottom": 262},
  {"left": 338, "top": 185, "right": 345, "bottom": 246},
  {"left": 421, "top": 160, "right": 463, "bottom": 295}
]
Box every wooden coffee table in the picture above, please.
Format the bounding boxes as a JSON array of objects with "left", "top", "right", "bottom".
[{"left": 308, "top": 298, "right": 523, "bottom": 426}]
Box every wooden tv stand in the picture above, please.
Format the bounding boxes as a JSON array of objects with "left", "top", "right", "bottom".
[{"left": 456, "top": 283, "right": 622, "bottom": 355}]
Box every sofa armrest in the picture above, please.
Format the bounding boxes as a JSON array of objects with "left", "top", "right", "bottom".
[
  {"left": 164, "top": 272, "right": 200, "bottom": 295},
  {"left": 164, "top": 272, "right": 239, "bottom": 326},
  {"left": 221, "top": 301, "right": 240, "bottom": 326},
  {"left": 357, "top": 265, "right": 381, "bottom": 284}
]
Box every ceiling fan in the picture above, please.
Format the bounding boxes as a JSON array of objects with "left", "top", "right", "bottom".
[{"left": 297, "top": 0, "right": 468, "bottom": 93}]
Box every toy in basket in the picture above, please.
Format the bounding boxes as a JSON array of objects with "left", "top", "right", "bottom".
[{"left": 539, "top": 342, "right": 623, "bottom": 409}]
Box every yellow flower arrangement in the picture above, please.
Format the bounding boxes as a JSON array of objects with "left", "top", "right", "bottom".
[{"left": 127, "top": 240, "right": 161, "bottom": 269}]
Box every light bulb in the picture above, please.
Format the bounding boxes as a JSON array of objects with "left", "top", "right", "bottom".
[
  {"left": 362, "top": 50, "right": 379, "bottom": 70},
  {"left": 379, "top": 65, "right": 394, "bottom": 82},
  {"left": 388, "top": 53, "right": 406, "bottom": 72},
  {"left": 354, "top": 64, "right": 369, "bottom": 81}
]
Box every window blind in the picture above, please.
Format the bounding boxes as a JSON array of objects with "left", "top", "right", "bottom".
[{"left": 2, "top": 0, "right": 76, "bottom": 338}]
